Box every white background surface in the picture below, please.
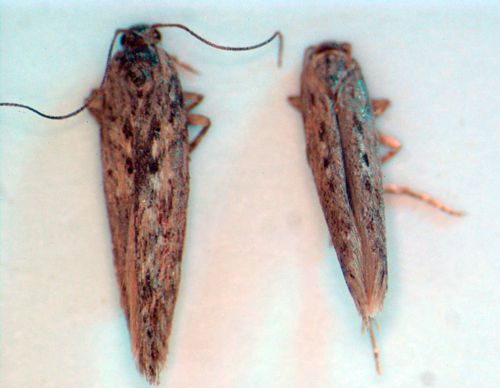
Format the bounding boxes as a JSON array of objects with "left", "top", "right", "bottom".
[{"left": 0, "top": 1, "right": 498, "bottom": 387}]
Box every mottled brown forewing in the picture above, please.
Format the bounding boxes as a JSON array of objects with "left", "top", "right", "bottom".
[
  {"left": 88, "top": 35, "right": 189, "bottom": 384},
  {"left": 299, "top": 44, "right": 387, "bottom": 322}
]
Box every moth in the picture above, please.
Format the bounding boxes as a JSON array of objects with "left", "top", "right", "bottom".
[
  {"left": 1, "top": 23, "right": 282, "bottom": 384},
  {"left": 289, "top": 41, "right": 462, "bottom": 373}
]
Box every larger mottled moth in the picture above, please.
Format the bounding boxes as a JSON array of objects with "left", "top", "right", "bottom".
[
  {"left": 289, "top": 41, "right": 462, "bottom": 373},
  {"left": 1, "top": 23, "right": 282, "bottom": 384}
]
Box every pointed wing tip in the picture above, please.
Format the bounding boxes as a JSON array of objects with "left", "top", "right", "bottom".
[
  {"left": 134, "top": 340, "right": 168, "bottom": 385},
  {"left": 140, "top": 361, "right": 163, "bottom": 385}
]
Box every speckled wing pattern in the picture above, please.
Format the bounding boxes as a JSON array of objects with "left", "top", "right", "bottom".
[
  {"left": 88, "top": 44, "right": 189, "bottom": 384},
  {"left": 299, "top": 44, "right": 387, "bottom": 323}
]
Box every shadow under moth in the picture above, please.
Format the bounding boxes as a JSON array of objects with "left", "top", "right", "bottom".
[
  {"left": 289, "top": 41, "right": 462, "bottom": 373},
  {"left": 1, "top": 23, "right": 282, "bottom": 384}
]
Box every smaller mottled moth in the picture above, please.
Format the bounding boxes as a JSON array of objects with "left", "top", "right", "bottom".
[
  {"left": 289, "top": 41, "right": 462, "bottom": 373},
  {"left": 1, "top": 23, "right": 282, "bottom": 384}
]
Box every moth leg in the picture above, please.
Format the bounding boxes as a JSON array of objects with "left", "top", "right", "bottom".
[
  {"left": 184, "top": 92, "right": 204, "bottom": 112},
  {"left": 185, "top": 92, "right": 210, "bottom": 152},
  {"left": 372, "top": 99, "right": 390, "bottom": 117},
  {"left": 171, "top": 55, "right": 199, "bottom": 74},
  {"left": 378, "top": 133, "right": 401, "bottom": 163},
  {"left": 288, "top": 96, "right": 302, "bottom": 111},
  {"left": 384, "top": 184, "right": 464, "bottom": 216},
  {"left": 188, "top": 114, "right": 211, "bottom": 152}
]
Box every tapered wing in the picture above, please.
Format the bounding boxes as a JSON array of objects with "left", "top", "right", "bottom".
[{"left": 88, "top": 48, "right": 189, "bottom": 384}]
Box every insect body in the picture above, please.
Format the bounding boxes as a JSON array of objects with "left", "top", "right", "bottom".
[
  {"left": 87, "top": 25, "right": 193, "bottom": 384},
  {"left": 290, "top": 42, "right": 387, "bottom": 371},
  {"left": 81, "top": 24, "right": 281, "bottom": 384},
  {"left": 289, "top": 42, "right": 462, "bottom": 373},
  {"left": 1, "top": 23, "right": 282, "bottom": 384}
]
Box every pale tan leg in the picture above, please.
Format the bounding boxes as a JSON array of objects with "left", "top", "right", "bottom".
[
  {"left": 372, "top": 99, "right": 390, "bottom": 117},
  {"left": 188, "top": 114, "right": 211, "bottom": 152},
  {"left": 288, "top": 96, "right": 302, "bottom": 111},
  {"left": 171, "top": 55, "right": 199, "bottom": 74},
  {"left": 184, "top": 92, "right": 204, "bottom": 112},
  {"left": 378, "top": 133, "right": 401, "bottom": 163},
  {"left": 384, "top": 184, "right": 464, "bottom": 216}
]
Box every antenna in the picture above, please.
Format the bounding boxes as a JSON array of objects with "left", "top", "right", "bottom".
[
  {"left": 151, "top": 23, "right": 283, "bottom": 66},
  {"left": 0, "top": 25, "right": 283, "bottom": 119},
  {"left": 0, "top": 28, "right": 125, "bottom": 120}
]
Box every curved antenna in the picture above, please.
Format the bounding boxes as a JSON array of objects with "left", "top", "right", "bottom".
[
  {"left": 0, "top": 102, "right": 87, "bottom": 120},
  {"left": 1, "top": 24, "right": 283, "bottom": 119},
  {"left": 151, "top": 23, "right": 283, "bottom": 66},
  {"left": 0, "top": 28, "right": 125, "bottom": 120}
]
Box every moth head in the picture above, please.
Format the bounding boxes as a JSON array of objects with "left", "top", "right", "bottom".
[
  {"left": 120, "top": 24, "right": 162, "bottom": 48},
  {"left": 305, "top": 42, "right": 352, "bottom": 64}
]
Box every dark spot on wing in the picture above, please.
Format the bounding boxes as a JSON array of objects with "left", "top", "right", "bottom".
[
  {"left": 142, "top": 91, "right": 153, "bottom": 116},
  {"left": 310, "top": 93, "right": 317, "bottom": 107},
  {"left": 378, "top": 267, "right": 386, "bottom": 287},
  {"left": 168, "top": 74, "right": 178, "bottom": 94},
  {"left": 340, "top": 241, "right": 348, "bottom": 255},
  {"left": 366, "top": 217, "right": 374, "bottom": 233},
  {"left": 352, "top": 115, "right": 364, "bottom": 136},
  {"left": 167, "top": 108, "right": 175, "bottom": 124},
  {"left": 126, "top": 158, "right": 134, "bottom": 174},
  {"left": 126, "top": 91, "right": 139, "bottom": 116},
  {"left": 169, "top": 73, "right": 178, "bottom": 84},
  {"left": 319, "top": 121, "right": 327, "bottom": 141},
  {"left": 149, "top": 159, "right": 159, "bottom": 174},
  {"left": 364, "top": 179, "right": 372, "bottom": 192},
  {"left": 150, "top": 345, "right": 159, "bottom": 362},
  {"left": 123, "top": 118, "right": 133, "bottom": 139},
  {"left": 362, "top": 153, "right": 370, "bottom": 166},
  {"left": 140, "top": 272, "right": 152, "bottom": 299},
  {"left": 150, "top": 116, "right": 161, "bottom": 139},
  {"left": 166, "top": 188, "right": 173, "bottom": 214}
]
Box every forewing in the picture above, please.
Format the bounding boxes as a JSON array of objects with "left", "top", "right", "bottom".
[
  {"left": 335, "top": 60, "right": 387, "bottom": 317},
  {"left": 88, "top": 60, "right": 136, "bottom": 318},
  {"left": 301, "top": 57, "right": 369, "bottom": 316},
  {"left": 89, "top": 48, "right": 189, "bottom": 384}
]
